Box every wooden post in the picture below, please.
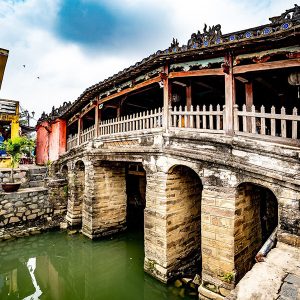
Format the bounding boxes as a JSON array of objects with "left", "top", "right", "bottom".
[
  {"left": 95, "top": 103, "right": 100, "bottom": 137},
  {"left": 77, "top": 117, "right": 82, "bottom": 145},
  {"left": 163, "top": 64, "right": 170, "bottom": 130},
  {"left": 245, "top": 82, "right": 253, "bottom": 132},
  {"left": 186, "top": 81, "right": 192, "bottom": 127},
  {"left": 224, "top": 54, "right": 236, "bottom": 135}
]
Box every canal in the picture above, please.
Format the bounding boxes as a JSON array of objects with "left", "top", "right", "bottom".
[{"left": 0, "top": 229, "right": 197, "bottom": 300}]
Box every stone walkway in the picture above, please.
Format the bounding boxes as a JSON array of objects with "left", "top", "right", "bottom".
[{"left": 226, "top": 242, "right": 300, "bottom": 300}]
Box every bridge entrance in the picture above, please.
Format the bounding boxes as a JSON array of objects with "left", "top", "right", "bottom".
[{"left": 126, "top": 163, "right": 146, "bottom": 230}]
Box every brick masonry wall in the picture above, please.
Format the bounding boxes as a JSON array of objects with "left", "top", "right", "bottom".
[
  {"left": 234, "top": 184, "right": 262, "bottom": 281},
  {"left": 144, "top": 169, "right": 168, "bottom": 282},
  {"left": 66, "top": 163, "right": 85, "bottom": 226},
  {"left": 166, "top": 165, "right": 202, "bottom": 277},
  {"left": 82, "top": 161, "right": 127, "bottom": 239}
]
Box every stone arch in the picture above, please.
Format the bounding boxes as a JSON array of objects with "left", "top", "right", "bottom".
[
  {"left": 234, "top": 182, "right": 278, "bottom": 281},
  {"left": 166, "top": 164, "right": 203, "bottom": 278},
  {"left": 66, "top": 160, "right": 85, "bottom": 226},
  {"left": 61, "top": 165, "right": 68, "bottom": 178}
]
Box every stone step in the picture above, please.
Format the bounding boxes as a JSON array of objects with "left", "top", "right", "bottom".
[
  {"left": 28, "top": 167, "right": 48, "bottom": 175},
  {"left": 28, "top": 180, "right": 45, "bottom": 188},
  {"left": 29, "top": 174, "right": 46, "bottom": 181}
]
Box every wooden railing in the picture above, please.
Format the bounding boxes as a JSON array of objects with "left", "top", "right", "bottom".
[
  {"left": 234, "top": 104, "right": 300, "bottom": 141},
  {"left": 99, "top": 108, "right": 163, "bottom": 136},
  {"left": 66, "top": 104, "right": 300, "bottom": 151},
  {"left": 80, "top": 125, "right": 95, "bottom": 144},
  {"left": 170, "top": 104, "right": 225, "bottom": 133},
  {"left": 67, "top": 134, "right": 78, "bottom": 151}
]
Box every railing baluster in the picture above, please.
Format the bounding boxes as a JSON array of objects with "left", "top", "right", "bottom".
[
  {"left": 196, "top": 105, "right": 200, "bottom": 129},
  {"left": 209, "top": 104, "right": 213, "bottom": 130},
  {"left": 233, "top": 104, "right": 239, "bottom": 132},
  {"left": 242, "top": 104, "right": 247, "bottom": 132},
  {"left": 292, "top": 107, "right": 298, "bottom": 139},
  {"left": 251, "top": 105, "right": 256, "bottom": 134},
  {"left": 216, "top": 104, "right": 220, "bottom": 130},
  {"left": 270, "top": 106, "right": 276, "bottom": 136},
  {"left": 172, "top": 106, "right": 176, "bottom": 127},
  {"left": 146, "top": 110, "right": 149, "bottom": 129},
  {"left": 203, "top": 105, "right": 206, "bottom": 129},
  {"left": 144, "top": 110, "right": 147, "bottom": 129},
  {"left": 281, "top": 107, "right": 286, "bottom": 138},
  {"left": 184, "top": 106, "right": 187, "bottom": 128},
  {"left": 260, "top": 106, "right": 266, "bottom": 135},
  {"left": 178, "top": 106, "right": 182, "bottom": 128},
  {"left": 190, "top": 105, "right": 194, "bottom": 128}
]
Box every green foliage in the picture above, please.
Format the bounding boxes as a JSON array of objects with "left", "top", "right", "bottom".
[
  {"left": 222, "top": 272, "right": 235, "bottom": 283},
  {"left": 63, "top": 185, "right": 68, "bottom": 197},
  {"left": 0, "top": 137, "right": 35, "bottom": 182}
]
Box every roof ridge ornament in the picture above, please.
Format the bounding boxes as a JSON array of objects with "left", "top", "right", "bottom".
[
  {"left": 187, "top": 24, "right": 222, "bottom": 48},
  {"left": 269, "top": 4, "right": 300, "bottom": 24}
]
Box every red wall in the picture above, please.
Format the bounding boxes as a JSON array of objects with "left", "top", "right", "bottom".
[
  {"left": 36, "top": 119, "right": 67, "bottom": 165},
  {"left": 49, "top": 119, "right": 66, "bottom": 162}
]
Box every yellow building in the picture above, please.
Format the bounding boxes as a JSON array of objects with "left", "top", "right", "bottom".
[
  {"left": 0, "top": 48, "right": 20, "bottom": 167},
  {"left": 0, "top": 48, "right": 8, "bottom": 90}
]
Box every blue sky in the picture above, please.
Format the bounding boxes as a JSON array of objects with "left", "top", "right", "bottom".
[{"left": 0, "top": 0, "right": 297, "bottom": 121}]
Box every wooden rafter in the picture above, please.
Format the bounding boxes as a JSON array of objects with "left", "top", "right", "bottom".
[{"left": 233, "top": 58, "right": 300, "bottom": 74}]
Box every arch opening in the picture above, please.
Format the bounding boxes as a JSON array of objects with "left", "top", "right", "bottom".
[
  {"left": 234, "top": 182, "right": 278, "bottom": 281},
  {"left": 126, "top": 163, "right": 146, "bottom": 231}
]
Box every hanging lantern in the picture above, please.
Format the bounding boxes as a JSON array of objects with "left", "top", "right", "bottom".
[
  {"left": 172, "top": 93, "right": 181, "bottom": 103},
  {"left": 288, "top": 72, "right": 300, "bottom": 85},
  {"left": 288, "top": 72, "right": 300, "bottom": 99}
]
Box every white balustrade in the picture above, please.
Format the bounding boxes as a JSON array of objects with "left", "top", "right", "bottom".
[
  {"left": 234, "top": 104, "right": 300, "bottom": 141},
  {"left": 170, "top": 104, "right": 225, "bottom": 133}
]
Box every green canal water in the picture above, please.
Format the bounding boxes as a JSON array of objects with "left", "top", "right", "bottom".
[{"left": 0, "top": 229, "right": 197, "bottom": 300}]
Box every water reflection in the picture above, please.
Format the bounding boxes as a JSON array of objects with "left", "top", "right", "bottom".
[
  {"left": 24, "top": 258, "right": 42, "bottom": 300},
  {"left": 0, "top": 231, "right": 196, "bottom": 300}
]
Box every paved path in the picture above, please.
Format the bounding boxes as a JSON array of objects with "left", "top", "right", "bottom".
[{"left": 227, "top": 242, "right": 300, "bottom": 300}]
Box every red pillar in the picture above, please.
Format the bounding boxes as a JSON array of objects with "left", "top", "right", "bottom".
[
  {"left": 49, "top": 118, "right": 67, "bottom": 162},
  {"left": 36, "top": 121, "right": 50, "bottom": 165}
]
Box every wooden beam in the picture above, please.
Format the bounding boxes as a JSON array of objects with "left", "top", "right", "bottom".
[
  {"left": 233, "top": 58, "right": 300, "bottom": 74},
  {"left": 169, "top": 68, "right": 224, "bottom": 78},
  {"left": 126, "top": 103, "right": 148, "bottom": 110},
  {"left": 99, "top": 76, "right": 161, "bottom": 104}
]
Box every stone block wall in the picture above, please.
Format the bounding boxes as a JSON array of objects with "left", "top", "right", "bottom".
[
  {"left": 234, "top": 184, "right": 262, "bottom": 281},
  {"left": 0, "top": 166, "right": 47, "bottom": 190},
  {"left": 200, "top": 170, "right": 236, "bottom": 292},
  {"left": 0, "top": 187, "right": 50, "bottom": 228},
  {"left": 144, "top": 170, "right": 168, "bottom": 282},
  {"left": 278, "top": 188, "right": 300, "bottom": 247},
  {"left": 47, "top": 178, "right": 68, "bottom": 216},
  {"left": 66, "top": 162, "right": 85, "bottom": 226},
  {"left": 82, "top": 161, "right": 127, "bottom": 239}
]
